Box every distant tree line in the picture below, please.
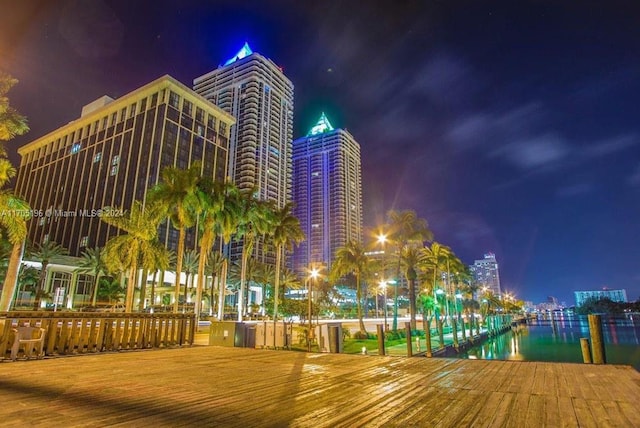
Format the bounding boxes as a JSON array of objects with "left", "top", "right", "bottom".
[{"left": 575, "top": 297, "right": 640, "bottom": 315}]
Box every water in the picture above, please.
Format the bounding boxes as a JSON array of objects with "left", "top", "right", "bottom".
[{"left": 459, "top": 314, "right": 640, "bottom": 371}]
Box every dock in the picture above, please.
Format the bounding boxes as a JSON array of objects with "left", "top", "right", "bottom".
[{"left": 1, "top": 346, "right": 639, "bottom": 427}]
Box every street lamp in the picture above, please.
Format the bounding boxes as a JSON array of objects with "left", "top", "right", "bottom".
[{"left": 307, "top": 267, "right": 320, "bottom": 352}]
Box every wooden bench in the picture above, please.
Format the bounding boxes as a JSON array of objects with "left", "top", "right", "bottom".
[{"left": 11, "top": 326, "right": 46, "bottom": 361}]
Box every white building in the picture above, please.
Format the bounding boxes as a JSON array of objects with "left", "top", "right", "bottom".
[{"left": 470, "top": 252, "right": 502, "bottom": 297}]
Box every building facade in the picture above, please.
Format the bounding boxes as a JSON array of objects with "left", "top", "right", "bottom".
[
  {"left": 15, "top": 75, "right": 235, "bottom": 256},
  {"left": 193, "top": 43, "right": 294, "bottom": 263},
  {"left": 291, "top": 113, "right": 363, "bottom": 276},
  {"left": 574, "top": 289, "right": 628, "bottom": 307},
  {"left": 470, "top": 252, "right": 502, "bottom": 297}
]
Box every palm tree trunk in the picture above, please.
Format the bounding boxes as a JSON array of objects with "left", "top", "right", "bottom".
[
  {"left": 91, "top": 272, "right": 101, "bottom": 306},
  {"left": 217, "top": 259, "right": 228, "bottom": 321},
  {"left": 33, "top": 261, "right": 51, "bottom": 310},
  {"left": 195, "top": 238, "right": 210, "bottom": 324},
  {"left": 356, "top": 273, "right": 366, "bottom": 334},
  {"left": 0, "top": 241, "right": 24, "bottom": 311},
  {"left": 138, "top": 269, "right": 148, "bottom": 312},
  {"left": 409, "top": 277, "right": 417, "bottom": 331},
  {"left": 125, "top": 261, "right": 137, "bottom": 312},
  {"left": 150, "top": 270, "right": 158, "bottom": 309},
  {"left": 173, "top": 228, "right": 185, "bottom": 313},
  {"left": 238, "top": 246, "right": 249, "bottom": 321},
  {"left": 273, "top": 246, "right": 282, "bottom": 321}
]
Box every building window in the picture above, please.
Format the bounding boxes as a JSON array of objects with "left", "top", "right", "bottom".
[
  {"left": 207, "top": 115, "right": 216, "bottom": 130},
  {"left": 70, "top": 143, "right": 81, "bottom": 154},
  {"left": 151, "top": 92, "right": 158, "bottom": 107},
  {"left": 38, "top": 217, "right": 45, "bottom": 226},
  {"left": 80, "top": 236, "right": 89, "bottom": 247},
  {"left": 182, "top": 100, "right": 193, "bottom": 116},
  {"left": 112, "top": 155, "right": 120, "bottom": 166},
  {"left": 219, "top": 121, "right": 227, "bottom": 135},
  {"left": 169, "top": 91, "right": 180, "bottom": 108},
  {"left": 43, "top": 234, "right": 49, "bottom": 243},
  {"left": 93, "top": 152, "right": 102, "bottom": 163},
  {"left": 140, "top": 98, "right": 147, "bottom": 111},
  {"left": 111, "top": 165, "right": 118, "bottom": 176}
]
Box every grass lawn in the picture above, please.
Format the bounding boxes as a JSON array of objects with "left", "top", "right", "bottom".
[{"left": 343, "top": 337, "right": 406, "bottom": 354}]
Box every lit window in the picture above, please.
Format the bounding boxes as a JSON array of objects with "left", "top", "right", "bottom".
[
  {"left": 112, "top": 155, "right": 120, "bottom": 166},
  {"left": 80, "top": 236, "right": 89, "bottom": 247},
  {"left": 39, "top": 217, "right": 45, "bottom": 226},
  {"left": 70, "top": 143, "right": 81, "bottom": 154},
  {"left": 94, "top": 152, "right": 102, "bottom": 163},
  {"left": 111, "top": 165, "right": 118, "bottom": 176}
]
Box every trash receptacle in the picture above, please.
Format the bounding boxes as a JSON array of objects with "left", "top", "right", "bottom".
[{"left": 326, "top": 323, "right": 343, "bottom": 353}]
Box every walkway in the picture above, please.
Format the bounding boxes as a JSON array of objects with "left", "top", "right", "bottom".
[{"left": 1, "top": 346, "right": 639, "bottom": 427}]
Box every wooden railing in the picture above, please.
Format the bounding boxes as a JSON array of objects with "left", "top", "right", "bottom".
[{"left": 0, "top": 311, "right": 196, "bottom": 361}]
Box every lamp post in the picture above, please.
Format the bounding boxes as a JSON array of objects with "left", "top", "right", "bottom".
[
  {"left": 380, "top": 280, "right": 388, "bottom": 332},
  {"left": 307, "top": 267, "right": 319, "bottom": 352},
  {"left": 377, "top": 233, "right": 395, "bottom": 330}
]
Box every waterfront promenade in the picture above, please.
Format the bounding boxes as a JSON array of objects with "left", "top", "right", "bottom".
[{"left": 1, "top": 345, "right": 639, "bottom": 427}]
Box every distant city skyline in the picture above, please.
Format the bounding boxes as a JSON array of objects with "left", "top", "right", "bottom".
[{"left": 2, "top": 1, "right": 639, "bottom": 304}]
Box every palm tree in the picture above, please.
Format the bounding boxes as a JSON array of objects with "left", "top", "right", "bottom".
[
  {"left": 331, "top": 240, "right": 370, "bottom": 336},
  {"left": 268, "top": 202, "right": 304, "bottom": 323},
  {"left": 400, "top": 246, "right": 422, "bottom": 330},
  {"left": 386, "top": 209, "right": 433, "bottom": 330},
  {"left": 204, "top": 251, "right": 226, "bottom": 316},
  {"left": 101, "top": 201, "right": 168, "bottom": 312},
  {"left": 0, "top": 190, "right": 31, "bottom": 311},
  {"left": 30, "top": 241, "right": 69, "bottom": 310},
  {"left": 0, "top": 73, "right": 30, "bottom": 143},
  {"left": 147, "top": 162, "right": 203, "bottom": 313},
  {"left": 194, "top": 180, "right": 238, "bottom": 321},
  {"left": 0, "top": 73, "right": 30, "bottom": 312},
  {"left": 77, "top": 247, "right": 108, "bottom": 306},
  {"left": 420, "top": 242, "right": 451, "bottom": 343},
  {"left": 233, "top": 189, "right": 274, "bottom": 321}
]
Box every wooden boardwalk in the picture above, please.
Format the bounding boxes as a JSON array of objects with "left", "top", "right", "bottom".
[{"left": 1, "top": 346, "right": 639, "bottom": 427}]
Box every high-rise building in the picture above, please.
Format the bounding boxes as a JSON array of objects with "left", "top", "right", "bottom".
[
  {"left": 193, "top": 43, "right": 294, "bottom": 263},
  {"left": 291, "top": 113, "right": 363, "bottom": 276},
  {"left": 15, "top": 75, "right": 235, "bottom": 255},
  {"left": 470, "top": 252, "right": 502, "bottom": 296},
  {"left": 574, "top": 289, "right": 628, "bottom": 307}
]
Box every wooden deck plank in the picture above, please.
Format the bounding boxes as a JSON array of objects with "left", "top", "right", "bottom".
[{"left": 0, "top": 346, "right": 639, "bottom": 427}]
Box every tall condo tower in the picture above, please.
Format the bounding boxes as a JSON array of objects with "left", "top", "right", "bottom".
[
  {"left": 193, "top": 43, "right": 294, "bottom": 263},
  {"left": 470, "top": 252, "right": 502, "bottom": 297},
  {"left": 291, "top": 113, "right": 363, "bottom": 276}
]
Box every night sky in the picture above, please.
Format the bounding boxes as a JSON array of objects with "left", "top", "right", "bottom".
[{"left": 2, "top": 1, "right": 639, "bottom": 305}]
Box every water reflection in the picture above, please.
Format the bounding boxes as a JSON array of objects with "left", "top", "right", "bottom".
[{"left": 460, "top": 314, "right": 640, "bottom": 371}]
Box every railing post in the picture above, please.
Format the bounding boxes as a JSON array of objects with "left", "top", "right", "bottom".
[
  {"left": 588, "top": 314, "right": 606, "bottom": 364},
  {"left": 377, "top": 324, "right": 385, "bottom": 356}
]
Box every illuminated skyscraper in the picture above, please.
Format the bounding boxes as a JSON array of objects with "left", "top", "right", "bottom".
[
  {"left": 291, "top": 113, "right": 363, "bottom": 275},
  {"left": 193, "top": 43, "right": 293, "bottom": 207},
  {"left": 194, "top": 43, "right": 294, "bottom": 263},
  {"left": 470, "top": 253, "right": 502, "bottom": 296}
]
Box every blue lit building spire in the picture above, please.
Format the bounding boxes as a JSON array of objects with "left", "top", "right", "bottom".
[
  {"left": 223, "top": 42, "right": 253, "bottom": 66},
  {"left": 307, "top": 112, "right": 335, "bottom": 136}
]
